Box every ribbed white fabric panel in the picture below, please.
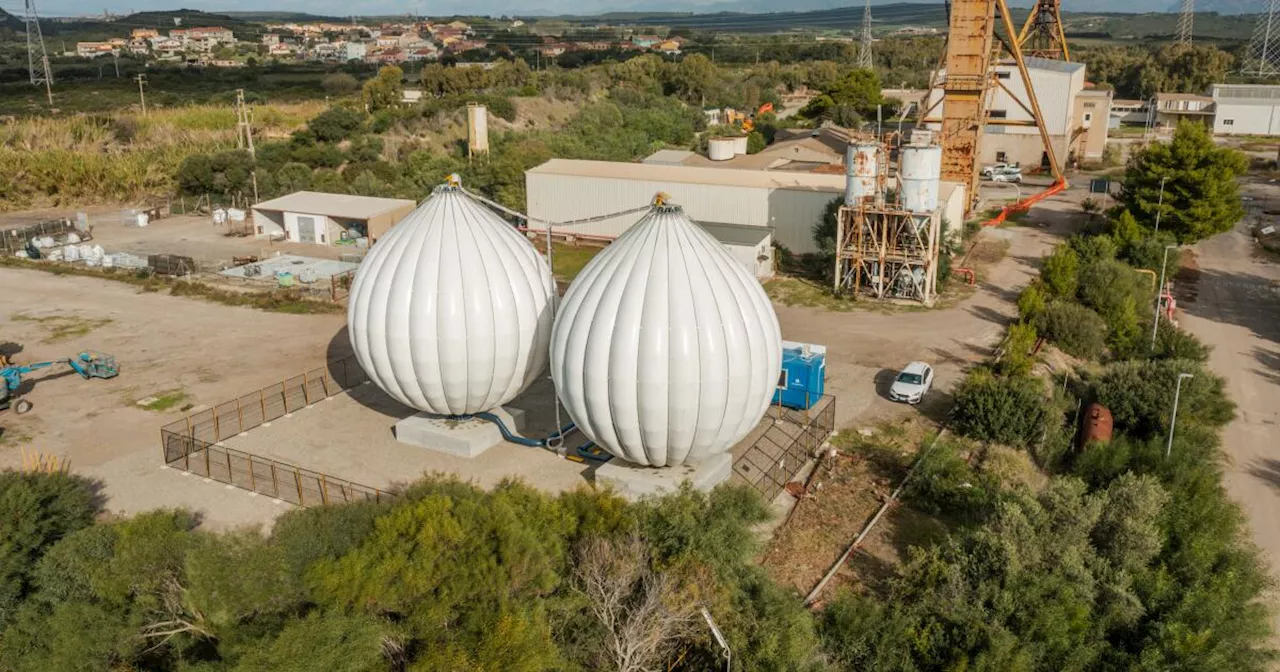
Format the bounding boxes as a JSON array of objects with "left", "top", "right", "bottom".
[
  {"left": 347, "top": 185, "right": 555, "bottom": 416},
  {"left": 551, "top": 205, "right": 783, "bottom": 467}
]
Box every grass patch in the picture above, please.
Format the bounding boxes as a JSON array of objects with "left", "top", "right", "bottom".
[
  {"left": 136, "top": 390, "right": 189, "bottom": 412},
  {"left": 0, "top": 257, "right": 344, "bottom": 315},
  {"left": 765, "top": 276, "right": 858, "bottom": 311},
  {"left": 10, "top": 312, "right": 113, "bottom": 343},
  {"left": 532, "top": 240, "right": 604, "bottom": 284}
]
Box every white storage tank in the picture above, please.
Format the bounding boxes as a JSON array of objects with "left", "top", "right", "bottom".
[
  {"left": 708, "top": 137, "right": 736, "bottom": 161},
  {"left": 550, "top": 198, "right": 783, "bottom": 468},
  {"left": 347, "top": 176, "right": 556, "bottom": 416},
  {"left": 901, "top": 144, "right": 942, "bottom": 213},
  {"left": 730, "top": 135, "right": 749, "bottom": 155},
  {"left": 844, "top": 142, "right": 879, "bottom": 205}
]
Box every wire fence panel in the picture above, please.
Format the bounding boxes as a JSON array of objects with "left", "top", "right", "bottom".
[{"left": 733, "top": 396, "right": 836, "bottom": 502}]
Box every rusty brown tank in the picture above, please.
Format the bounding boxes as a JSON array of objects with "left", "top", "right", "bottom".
[{"left": 1079, "top": 403, "right": 1114, "bottom": 448}]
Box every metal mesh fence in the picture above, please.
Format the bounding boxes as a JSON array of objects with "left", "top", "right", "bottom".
[
  {"left": 159, "top": 354, "right": 389, "bottom": 506},
  {"left": 732, "top": 396, "right": 836, "bottom": 502}
]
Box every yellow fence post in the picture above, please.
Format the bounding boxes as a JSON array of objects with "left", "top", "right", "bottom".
[
  {"left": 205, "top": 445, "right": 211, "bottom": 477},
  {"left": 259, "top": 389, "right": 266, "bottom": 422},
  {"left": 248, "top": 455, "right": 257, "bottom": 492},
  {"left": 294, "top": 470, "right": 305, "bottom": 505},
  {"left": 236, "top": 397, "right": 244, "bottom": 434},
  {"left": 302, "top": 371, "right": 311, "bottom": 405},
  {"left": 225, "top": 450, "right": 233, "bottom": 485},
  {"left": 270, "top": 462, "right": 280, "bottom": 498},
  {"left": 213, "top": 409, "right": 220, "bottom": 442},
  {"left": 320, "top": 474, "right": 330, "bottom": 504}
]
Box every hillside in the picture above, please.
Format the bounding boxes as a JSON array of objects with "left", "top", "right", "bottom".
[{"left": 1, "top": 8, "right": 22, "bottom": 31}]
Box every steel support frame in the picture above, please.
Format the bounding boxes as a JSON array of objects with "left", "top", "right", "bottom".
[{"left": 833, "top": 204, "right": 940, "bottom": 304}]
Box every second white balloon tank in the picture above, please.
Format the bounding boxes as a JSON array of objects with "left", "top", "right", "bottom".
[{"left": 550, "top": 203, "right": 783, "bottom": 467}]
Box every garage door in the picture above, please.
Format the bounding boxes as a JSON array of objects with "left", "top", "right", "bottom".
[{"left": 297, "top": 216, "right": 317, "bottom": 244}]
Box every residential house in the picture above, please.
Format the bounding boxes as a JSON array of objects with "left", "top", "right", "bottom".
[
  {"left": 130, "top": 28, "right": 159, "bottom": 39},
  {"left": 407, "top": 46, "right": 439, "bottom": 62},
  {"left": 76, "top": 42, "right": 116, "bottom": 58},
  {"left": 376, "top": 48, "right": 407, "bottom": 64},
  {"left": 343, "top": 41, "right": 368, "bottom": 62},
  {"left": 631, "top": 34, "right": 662, "bottom": 48},
  {"left": 655, "top": 40, "right": 681, "bottom": 54},
  {"left": 1152, "top": 92, "right": 1214, "bottom": 130}
]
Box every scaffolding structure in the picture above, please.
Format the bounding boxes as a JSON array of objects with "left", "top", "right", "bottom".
[
  {"left": 1016, "top": 0, "right": 1070, "bottom": 60},
  {"left": 832, "top": 198, "right": 941, "bottom": 304}
]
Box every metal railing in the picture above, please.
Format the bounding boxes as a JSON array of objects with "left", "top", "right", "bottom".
[
  {"left": 161, "top": 431, "right": 392, "bottom": 506},
  {"left": 159, "top": 354, "right": 392, "bottom": 506},
  {"left": 732, "top": 396, "right": 836, "bottom": 502}
]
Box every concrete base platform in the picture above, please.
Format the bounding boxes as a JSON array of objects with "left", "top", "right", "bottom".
[
  {"left": 393, "top": 407, "right": 526, "bottom": 458},
  {"left": 595, "top": 452, "right": 733, "bottom": 500}
]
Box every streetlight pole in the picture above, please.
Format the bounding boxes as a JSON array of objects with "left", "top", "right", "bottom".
[
  {"left": 1154, "top": 176, "right": 1168, "bottom": 235},
  {"left": 1151, "top": 244, "right": 1178, "bottom": 351},
  {"left": 1166, "top": 372, "right": 1194, "bottom": 458}
]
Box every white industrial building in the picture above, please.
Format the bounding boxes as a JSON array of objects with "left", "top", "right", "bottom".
[
  {"left": 921, "top": 57, "right": 1111, "bottom": 168},
  {"left": 526, "top": 159, "right": 847, "bottom": 260},
  {"left": 251, "top": 192, "right": 416, "bottom": 246},
  {"left": 1210, "top": 84, "right": 1280, "bottom": 136}
]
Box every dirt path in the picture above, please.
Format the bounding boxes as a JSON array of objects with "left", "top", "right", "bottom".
[{"left": 1175, "top": 209, "right": 1280, "bottom": 636}]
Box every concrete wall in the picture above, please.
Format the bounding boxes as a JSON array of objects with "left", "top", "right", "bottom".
[
  {"left": 526, "top": 172, "right": 839, "bottom": 254},
  {"left": 366, "top": 203, "right": 417, "bottom": 243},
  {"left": 252, "top": 210, "right": 285, "bottom": 238},
  {"left": 1075, "top": 94, "right": 1112, "bottom": 160},
  {"left": 939, "top": 181, "right": 967, "bottom": 246},
  {"left": 1213, "top": 103, "right": 1280, "bottom": 136}
]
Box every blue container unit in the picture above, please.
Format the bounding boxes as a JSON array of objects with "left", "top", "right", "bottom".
[{"left": 772, "top": 341, "right": 826, "bottom": 410}]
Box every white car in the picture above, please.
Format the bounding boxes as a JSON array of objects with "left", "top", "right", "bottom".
[
  {"left": 991, "top": 170, "right": 1023, "bottom": 183},
  {"left": 980, "top": 162, "right": 1012, "bottom": 178},
  {"left": 888, "top": 361, "right": 934, "bottom": 404}
]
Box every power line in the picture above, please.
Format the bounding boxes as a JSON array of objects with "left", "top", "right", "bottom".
[{"left": 1244, "top": 0, "right": 1280, "bottom": 77}]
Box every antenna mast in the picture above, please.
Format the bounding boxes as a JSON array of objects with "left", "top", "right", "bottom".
[
  {"left": 1245, "top": 0, "right": 1280, "bottom": 77},
  {"left": 1177, "top": 0, "right": 1195, "bottom": 46}
]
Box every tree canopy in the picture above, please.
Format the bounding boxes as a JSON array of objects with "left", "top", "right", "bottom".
[{"left": 1119, "top": 122, "right": 1248, "bottom": 243}]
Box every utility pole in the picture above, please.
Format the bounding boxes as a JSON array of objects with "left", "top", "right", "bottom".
[
  {"left": 1154, "top": 176, "right": 1168, "bottom": 234},
  {"left": 135, "top": 74, "right": 147, "bottom": 115},
  {"left": 1166, "top": 372, "right": 1194, "bottom": 458},
  {"left": 235, "top": 89, "right": 259, "bottom": 202},
  {"left": 1151, "top": 244, "right": 1178, "bottom": 351}
]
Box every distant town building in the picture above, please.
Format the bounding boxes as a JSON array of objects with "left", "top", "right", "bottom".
[
  {"left": 130, "top": 28, "right": 159, "bottom": 40},
  {"left": 344, "top": 41, "right": 368, "bottom": 62},
  {"left": 76, "top": 42, "right": 116, "bottom": 58}
]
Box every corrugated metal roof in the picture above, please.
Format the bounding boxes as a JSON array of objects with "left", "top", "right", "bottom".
[
  {"left": 526, "top": 159, "right": 847, "bottom": 192},
  {"left": 642, "top": 149, "right": 696, "bottom": 165},
  {"left": 698, "top": 221, "right": 773, "bottom": 246},
  {"left": 252, "top": 191, "right": 416, "bottom": 219},
  {"left": 1212, "top": 83, "right": 1280, "bottom": 103},
  {"left": 1022, "top": 56, "right": 1085, "bottom": 74}
]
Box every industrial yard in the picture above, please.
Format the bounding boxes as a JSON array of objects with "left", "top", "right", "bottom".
[{"left": 0, "top": 184, "right": 1080, "bottom": 530}]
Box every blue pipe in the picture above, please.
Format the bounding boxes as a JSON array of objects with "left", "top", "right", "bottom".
[
  {"left": 473, "top": 412, "right": 576, "bottom": 449},
  {"left": 575, "top": 440, "right": 613, "bottom": 463}
]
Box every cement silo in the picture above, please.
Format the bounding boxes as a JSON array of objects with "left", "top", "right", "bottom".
[
  {"left": 901, "top": 144, "right": 942, "bottom": 213},
  {"left": 550, "top": 200, "right": 782, "bottom": 468},
  {"left": 730, "top": 135, "right": 749, "bottom": 155},
  {"left": 844, "top": 142, "right": 879, "bottom": 206},
  {"left": 347, "top": 177, "right": 555, "bottom": 416}
]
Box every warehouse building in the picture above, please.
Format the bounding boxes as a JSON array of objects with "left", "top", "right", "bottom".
[
  {"left": 921, "top": 57, "right": 1112, "bottom": 168},
  {"left": 525, "top": 158, "right": 847, "bottom": 261},
  {"left": 251, "top": 192, "right": 416, "bottom": 246},
  {"left": 1210, "top": 84, "right": 1280, "bottom": 136}
]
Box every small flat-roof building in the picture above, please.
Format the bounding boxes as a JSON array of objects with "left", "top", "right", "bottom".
[{"left": 251, "top": 192, "right": 416, "bottom": 246}]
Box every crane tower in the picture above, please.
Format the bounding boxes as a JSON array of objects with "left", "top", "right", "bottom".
[{"left": 1017, "top": 0, "right": 1070, "bottom": 60}]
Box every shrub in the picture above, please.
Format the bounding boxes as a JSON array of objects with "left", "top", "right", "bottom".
[
  {"left": 1091, "top": 359, "right": 1235, "bottom": 439},
  {"left": 1040, "top": 243, "right": 1079, "bottom": 298},
  {"left": 321, "top": 72, "right": 360, "bottom": 95},
  {"left": 1037, "top": 301, "right": 1107, "bottom": 360},
  {"left": 746, "top": 131, "right": 766, "bottom": 154},
  {"left": 1121, "top": 232, "right": 1181, "bottom": 276},
  {"left": 998, "top": 321, "right": 1038, "bottom": 376},
  {"left": 903, "top": 441, "right": 1002, "bottom": 524},
  {"left": 1069, "top": 234, "right": 1118, "bottom": 265},
  {"left": 952, "top": 369, "right": 1050, "bottom": 447},
  {"left": 1017, "top": 282, "right": 1048, "bottom": 322},
  {"left": 274, "top": 162, "right": 314, "bottom": 194},
  {"left": 308, "top": 107, "right": 364, "bottom": 143},
  {"left": 1151, "top": 321, "right": 1210, "bottom": 362}
]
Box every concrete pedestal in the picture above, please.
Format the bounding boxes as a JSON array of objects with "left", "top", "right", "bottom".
[
  {"left": 393, "top": 407, "right": 526, "bottom": 458},
  {"left": 595, "top": 452, "right": 733, "bottom": 500}
]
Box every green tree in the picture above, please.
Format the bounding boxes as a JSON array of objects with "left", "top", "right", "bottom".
[
  {"left": 1091, "top": 359, "right": 1235, "bottom": 439},
  {"left": 951, "top": 369, "right": 1050, "bottom": 446},
  {"left": 362, "top": 65, "right": 404, "bottom": 112},
  {"left": 274, "top": 162, "right": 313, "bottom": 194},
  {"left": 672, "top": 53, "right": 716, "bottom": 104},
  {"left": 308, "top": 107, "right": 364, "bottom": 142},
  {"left": 1037, "top": 300, "right": 1107, "bottom": 359},
  {"left": 1119, "top": 121, "right": 1248, "bottom": 243}
]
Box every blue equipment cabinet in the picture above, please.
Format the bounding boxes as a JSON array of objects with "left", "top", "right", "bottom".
[{"left": 772, "top": 341, "right": 826, "bottom": 410}]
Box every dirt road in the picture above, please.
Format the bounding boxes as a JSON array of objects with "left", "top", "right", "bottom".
[{"left": 1176, "top": 212, "right": 1280, "bottom": 633}]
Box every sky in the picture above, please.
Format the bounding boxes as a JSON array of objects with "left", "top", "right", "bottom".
[{"left": 18, "top": 0, "right": 940, "bottom": 20}]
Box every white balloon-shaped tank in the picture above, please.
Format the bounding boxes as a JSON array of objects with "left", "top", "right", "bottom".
[
  {"left": 347, "top": 178, "right": 556, "bottom": 416},
  {"left": 551, "top": 200, "right": 783, "bottom": 467}
]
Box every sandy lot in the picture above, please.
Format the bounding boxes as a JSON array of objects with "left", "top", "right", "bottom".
[{"left": 0, "top": 184, "right": 1080, "bottom": 531}]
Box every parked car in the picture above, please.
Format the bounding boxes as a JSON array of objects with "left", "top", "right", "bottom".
[
  {"left": 888, "top": 361, "right": 934, "bottom": 404},
  {"left": 980, "top": 162, "right": 1013, "bottom": 178},
  {"left": 991, "top": 168, "right": 1023, "bottom": 183}
]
